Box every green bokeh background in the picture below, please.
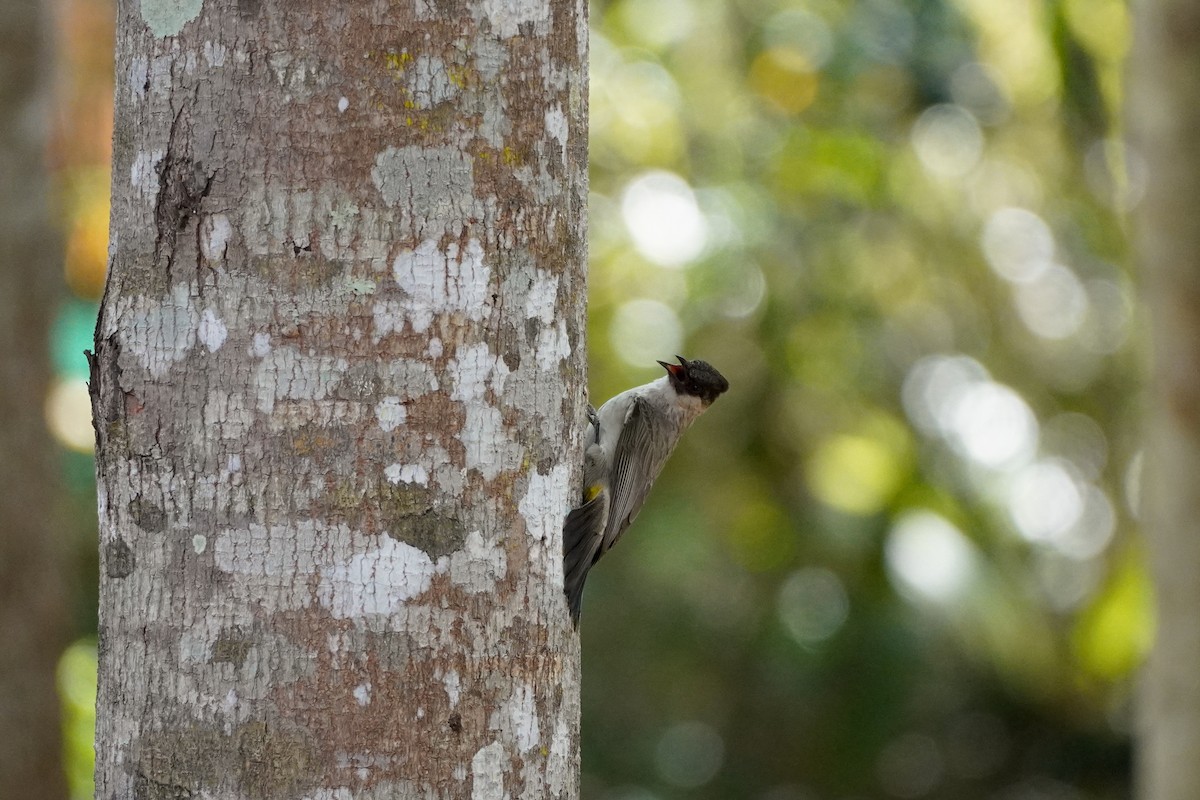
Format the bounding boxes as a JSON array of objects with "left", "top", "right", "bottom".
[{"left": 49, "top": 0, "right": 1143, "bottom": 798}]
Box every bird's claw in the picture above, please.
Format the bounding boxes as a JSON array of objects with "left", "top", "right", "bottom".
[{"left": 586, "top": 405, "right": 600, "bottom": 444}]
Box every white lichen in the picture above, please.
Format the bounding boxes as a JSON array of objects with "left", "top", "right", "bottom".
[
  {"left": 197, "top": 309, "right": 228, "bottom": 352},
  {"left": 253, "top": 347, "right": 348, "bottom": 414},
  {"left": 249, "top": 332, "right": 271, "bottom": 357},
  {"left": 470, "top": 741, "right": 507, "bottom": 800},
  {"left": 546, "top": 716, "right": 572, "bottom": 796},
  {"left": 319, "top": 538, "right": 437, "bottom": 618},
  {"left": 480, "top": 0, "right": 548, "bottom": 38},
  {"left": 459, "top": 403, "right": 520, "bottom": 481},
  {"left": 200, "top": 213, "right": 233, "bottom": 261},
  {"left": 375, "top": 396, "right": 408, "bottom": 432},
  {"left": 544, "top": 104, "right": 568, "bottom": 165},
  {"left": 371, "top": 299, "right": 405, "bottom": 341},
  {"left": 450, "top": 343, "right": 509, "bottom": 402},
  {"left": 524, "top": 270, "right": 559, "bottom": 325},
  {"left": 490, "top": 683, "right": 540, "bottom": 753},
  {"left": 409, "top": 55, "right": 460, "bottom": 109},
  {"left": 214, "top": 522, "right": 330, "bottom": 578},
  {"left": 342, "top": 277, "right": 377, "bottom": 296},
  {"left": 329, "top": 198, "right": 361, "bottom": 231},
  {"left": 178, "top": 620, "right": 215, "bottom": 664},
  {"left": 392, "top": 238, "right": 491, "bottom": 333},
  {"left": 139, "top": 0, "right": 203, "bottom": 38},
  {"left": 120, "top": 282, "right": 198, "bottom": 377},
  {"left": 446, "top": 530, "right": 507, "bottom": 593},
  {"left": 443, "top": 347, "right": 509, "bottom": 485},
  {"left": 534, "top": 320, "right": 571, "bottom": 371},
  {"left": 371, "top": 146, "right": 477, "bottom": 231},
  {"left": 202, "top": 40, "right": 227, "bottom": 67},
  {"left": 441, "top": 669, "right": 461, "bottom": 708},
  {"left": 130, "top": 150, "right": 164, "bottom": 194},
  {"left": 518, "top": 465, "right": 571, "bottom": 576},
  {"left": 128, "top": 55, "right": 148, "bottom": 98},
  {"left": 385, "top": 463, "right": 430, "bottom": 486}
]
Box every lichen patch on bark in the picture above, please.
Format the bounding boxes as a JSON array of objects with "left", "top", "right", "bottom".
[
  {"left": 139, "top": 0, "right": 203, "bottom": 39},
  {"left": 470, "top": 741, "right": 508, "bottom": 800},
  {"left": 391, "top": 238, "right": 493, "bottom": 332},
  {"left": 96, "top": 0, "right": 588, "bottom": 795}
]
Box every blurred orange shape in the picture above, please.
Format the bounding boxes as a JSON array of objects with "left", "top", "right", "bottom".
[{"left": 65, "top": 196, "right": 109, "bottom": 300}]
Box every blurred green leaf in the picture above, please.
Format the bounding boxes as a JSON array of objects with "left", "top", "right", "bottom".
[{"left": 57, "top": 639, "right": 96, "bottom": 800}]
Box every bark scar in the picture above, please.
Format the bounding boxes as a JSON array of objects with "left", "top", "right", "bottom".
[
  {"left": 86, "top": 331, "right": 124, "bottom": 456},
  {"left": 154, "top": 102, "right": 216, "bottom": 277}
]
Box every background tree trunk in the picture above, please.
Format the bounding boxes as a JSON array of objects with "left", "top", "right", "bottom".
[
  {"left": 0, "top": 0, "right": 69, "bottom": 797},
  {"left": 91, "top": 0, "right": 588, "bottom": 796},
  {"left": 1129, "top": 0, "right": 1200, "bottom": 797}
]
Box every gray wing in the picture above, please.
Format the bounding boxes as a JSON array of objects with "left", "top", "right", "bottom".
[{"left": 600, "top": 396, "right": 673, "bottom": 555}]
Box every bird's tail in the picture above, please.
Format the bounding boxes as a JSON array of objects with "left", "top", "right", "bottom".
[{"left": 562, "top": 489, "right": 608, "bottom": 626}]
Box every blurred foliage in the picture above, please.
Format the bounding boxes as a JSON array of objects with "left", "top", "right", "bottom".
[
  {"left": 44, "top": 0, "right": 1144, "bottom": 797},
  {"left": 582, "top": 0, "right": 1140, "bottom": 798},
  {"left": 56, "top": 641, "right": 97, "bottom": 800},
  {"left": 46, "top": 0, "right": 112, "bottom": 792}
]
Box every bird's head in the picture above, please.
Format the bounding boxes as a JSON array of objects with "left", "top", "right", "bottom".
[{"left": 657, "top": 355, "right": 729, "bottom": 406}]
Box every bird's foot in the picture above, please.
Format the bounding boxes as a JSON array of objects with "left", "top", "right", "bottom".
[{"left": 586, "top": 405, "right": 600, "bottom": 444}]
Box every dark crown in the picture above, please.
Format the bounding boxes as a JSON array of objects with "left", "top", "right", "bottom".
[{"left": 657, "top": 356, "right": 730, "bottom": 405}]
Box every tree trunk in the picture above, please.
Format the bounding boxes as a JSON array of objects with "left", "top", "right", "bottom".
[
  {"left": 1129, "top": 0, "right": 1200, "bottom": 797},
  {"left": 90, "top": 0, "right": 588, "bottom": 797},
  {"left": 0, "top": 0, "right": 69, "bottom": 797}
]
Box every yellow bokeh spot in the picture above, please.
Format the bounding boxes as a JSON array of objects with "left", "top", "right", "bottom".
[
  {"left": 749, "top": 47, "right": 819, "bottom": 115},
  {"left": 65, "top": 194, "right": 109, "bottom": 301},
  {"left": 58, "top": 639, "right": 97, "bottom": 800},
  {"left": 956, "top": 0, "right": 1059, "bottom": 108},
  {"left": 1072, "top": 548, "right": 1154, "bottom": 680},
  {"left": 45, "top": 378, "right": 94, "bottom": 453},
  {"left": 808, "top": 432, "right": 907, "bottom": 516},
  {"left": 1064, "top": 0, "right": 1129, "bottom": 63}
]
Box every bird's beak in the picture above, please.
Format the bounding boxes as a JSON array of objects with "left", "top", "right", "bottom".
[
  {"left": 658, "top": 357, "right": 687, "bottom": 380},
  {"left": 657, "top": 360, "right": 681, "bottom": 378}
]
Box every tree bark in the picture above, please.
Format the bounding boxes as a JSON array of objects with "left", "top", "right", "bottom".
[
  {"left": 1129, "top": 0, "right": 1200, "bottom": 797},
  {"left": 0, "top": 0, "right": 69, "bottom": 797},
  {"left": 91, "top": 0, "right": 588, "bottom": 797}
]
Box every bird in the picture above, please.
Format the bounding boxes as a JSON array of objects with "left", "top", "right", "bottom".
[{"left": 562, "top": 355, "right": 729, "bottom": 625}]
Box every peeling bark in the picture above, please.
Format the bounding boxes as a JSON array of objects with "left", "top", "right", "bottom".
[
  {"left": 92, "top": 0, "right": 588, "bottom": 797},
  {"left": 1129, "top": 0, "right": 1200, "bottom": 796}
]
